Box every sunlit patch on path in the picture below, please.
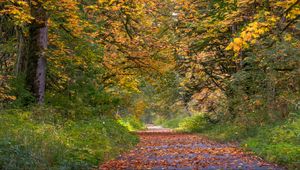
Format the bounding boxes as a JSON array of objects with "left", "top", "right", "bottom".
[{"left": 100, "top": 125, "right": 283, "bottom": 170}]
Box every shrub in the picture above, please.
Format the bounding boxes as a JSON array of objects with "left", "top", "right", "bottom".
[
  {"left": 0, "top": 108, "right": 139, "bottom": 169},
  {"left": 117, "top": 115, "right": 145, "bottom": 131},
  {"left": 6, "top": 75, "right": 35, "bottom": 107},
  {"left": 178, "top": 114, "right": 212, "bottom": 133},
  {"left": 243, "top": 116, "right": 300, "bottom": 168},
  {"left": 162, "top": 117, "right": 182, "bottom": 128}
]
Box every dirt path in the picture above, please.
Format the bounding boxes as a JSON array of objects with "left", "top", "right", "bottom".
[{"left": 100, "top": 125, "right": 283, "bottom": 170}]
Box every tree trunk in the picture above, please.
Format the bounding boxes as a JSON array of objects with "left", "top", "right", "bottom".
[
  {"left": 16, "top": 27, "right": 27, "bottom": 75},
  {"left": 26, "top": 1, "right": 48, "bottom": 104}
]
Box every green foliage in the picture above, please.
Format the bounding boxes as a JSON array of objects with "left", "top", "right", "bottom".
[
  {"left": 117, "top": 116, "right": 145, "bottom": 131},
  {"left": 45, "top": 82, "right": 121, "bottom": 119},
  {"left": 226, "top": 40, "right": 300, "bottom": 123},
  {"left": 6, "top": 75, "right": 35, "bottom": 107},
  {"left": 161, "top": 117, "right": 182, "bottom": 129},
  {"left": 178, "top": 114, "right": 212, "bottom": 133},
  {"left": 154, "top": 114, "right": 189, "bottom": 129},
  {"left": 243, "top": 116, "right": 300, "bottom": 168},
  {"left": 199, "top": 123, "right": 259, "bottom": 142},
  {"left": 0, "top": 108, "right": 139, "bottom": 170}
]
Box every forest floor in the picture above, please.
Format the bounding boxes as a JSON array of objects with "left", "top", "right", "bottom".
[{"left": 99, "top": 125, "right": 284, "bottom": 170}]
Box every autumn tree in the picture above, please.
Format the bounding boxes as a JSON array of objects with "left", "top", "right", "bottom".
[
  {"left": 172, "top": 0, "right": 300, "bottom": 122},
  {"left": 0, "top": 0, "right": 176, "bottom": 109}
]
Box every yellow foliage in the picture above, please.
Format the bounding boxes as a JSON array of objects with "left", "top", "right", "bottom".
[
  {"left": 0, "top": 1, "right": 33, "bottom": 25},
  {"left": 226, "top": 13, "right": 277, "bottom": 54},
  {"left": 133, "top": 100, "right": 147, "bottom": 118},
  {"left": 284, "top": 33, "right": 293, "bottom": 41},
  {"left": 119, "top": 76, "right": 140, "bottom": 92}
]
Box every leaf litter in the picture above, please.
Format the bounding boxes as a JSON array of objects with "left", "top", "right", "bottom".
[{"left": 100, "top": 128, "right": 283, "bottom": 170}]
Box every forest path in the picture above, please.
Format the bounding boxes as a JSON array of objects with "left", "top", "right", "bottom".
[{"left": 100, "top": 125, "right": 283, "bottom": 170}]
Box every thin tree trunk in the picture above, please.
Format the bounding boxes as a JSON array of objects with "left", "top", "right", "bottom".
[
  {"left": 16, "top": 27, "right": 27, "bottom": 75},
  {"left": 26, "top": 1, "right": 48, "bottom": 104}
]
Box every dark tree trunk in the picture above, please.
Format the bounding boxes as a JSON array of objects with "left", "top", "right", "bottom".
[
  {"left": 26, "top": 1, "right": 48, "bottom": 104},
  {"left": 16, "top": 27, "right": 27, "bottom": 75}
]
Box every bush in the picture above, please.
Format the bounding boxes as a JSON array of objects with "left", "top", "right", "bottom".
[
  {"left": 178, "top": 114, "right": 212, "bottom": 133},
  {"left": 243, "top": 116, "right": 300, "bottom": 168},
  {"left": 0, "top": 108, "right": 139, "bottom": 169},
  {"left": 162, "top": 117, "right": 182, "bottom": 128},
  {"left": 5, "top": 75, "right": 35, "bottom": 107},
  {"left": 117, "top": 115, "right": 145, "bottom": 131}
]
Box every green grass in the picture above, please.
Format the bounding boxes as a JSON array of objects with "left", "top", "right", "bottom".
[{"left": 0, "top": 108, "right": 139, "bottom": 169}]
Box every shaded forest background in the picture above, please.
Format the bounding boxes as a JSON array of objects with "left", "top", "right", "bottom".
[{"left": 0, "top": 0, "right": 300, "bottom": 169}]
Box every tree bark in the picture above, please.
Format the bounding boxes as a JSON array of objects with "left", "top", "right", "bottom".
[
  {"left": 26, "top": 1, "right": 48, "bottom": 104},
  {"left": 16, "top": 27, "right": 27, "bottom": 75}
]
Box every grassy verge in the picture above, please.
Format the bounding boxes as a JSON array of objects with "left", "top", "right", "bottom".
[
  {"left": 0, "top": 107, "right": 139, "bottom": 169},
  {"left": 160, "top": 114, "right": 300, "bottom": 169}
]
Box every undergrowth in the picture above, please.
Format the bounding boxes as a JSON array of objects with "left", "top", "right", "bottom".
[
  {"left": 154, "top": 117, "right": 183, "bottom": 129},
  {"left": 0, "top": 107, "right": 139, "bottom": 170},
  {"left": 117, "top": 115, "right": 145, "bottom": 131},
  {"left": 161, "top": 112, "right": 300, "bottom": 169}
]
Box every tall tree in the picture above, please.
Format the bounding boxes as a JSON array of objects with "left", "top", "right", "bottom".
[{"left": 26, "top": 0, "right": 48, "bottom": 104}]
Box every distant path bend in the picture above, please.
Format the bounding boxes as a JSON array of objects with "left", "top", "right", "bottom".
[{"left": 100, "top": 125, "right": 283, "bottom": 170}]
